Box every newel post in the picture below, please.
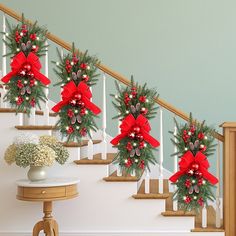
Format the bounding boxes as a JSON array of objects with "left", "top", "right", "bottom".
[{"left": 221, "top": 122, "right": 236, "bottom": 236}]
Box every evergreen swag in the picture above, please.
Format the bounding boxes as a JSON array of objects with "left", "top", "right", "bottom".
[
  {"left": 169, "top": 114, "right": 218, "bottom": 212},
  {"left": 1, "top": 15, "right": 49, "bottom": 114},
  {"left": 111, "top": 78, "right": 159, "bottom": 176},
  {"left": 52, "top": 45, "right": 101, "bottom": 142}
]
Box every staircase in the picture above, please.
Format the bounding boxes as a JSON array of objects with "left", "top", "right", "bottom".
[{"left": 0, "top": 3, "right": 235, "bottom": 236}]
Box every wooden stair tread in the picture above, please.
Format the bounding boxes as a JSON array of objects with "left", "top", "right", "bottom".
[
  {"left": 74, "top": 153, "right": 116, "bottom": 165},
  {"left": 103, "top": 171, "right": 140, "bottom": 182},
  {"left": 192, "top": 206, "right": 224, "bottom": 232},
  {"left": 15, "top": 125, "right": 56, "bottom": 130},
  {"left": 0, "top": 108, "right": 57, "bottom": 117},
  {"left": 161, "top": 210, "right": 195, "bottom": 217},
  {"left": 132, "top": 193, "right": 169, "bottom": 199},
  {"left": 63, "top": 140, "right": 102, "bottom": 147},
  {"left": 133, "top": 179, "right": 170, "bottom": 199}
]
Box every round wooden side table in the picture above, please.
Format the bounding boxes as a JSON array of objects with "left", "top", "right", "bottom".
[{"left": 16, "top": 177, "right": 79, "bottom": 236}]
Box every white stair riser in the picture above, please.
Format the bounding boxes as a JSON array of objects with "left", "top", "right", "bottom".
[{"left": 0, "top": 232, "right": 225, "bottom": 236}]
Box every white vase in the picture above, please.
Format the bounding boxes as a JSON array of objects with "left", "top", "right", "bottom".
[{"left": 27, "top": 166, "right": 47, "bottom": 181}]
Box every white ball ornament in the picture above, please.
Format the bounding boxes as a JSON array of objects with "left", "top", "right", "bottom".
[
  {"left": 125, "top": 110, "right": 129, "bottom": 114},
  {"left": 129, "top": 95, "right": 133, "bottom": 99},
  {"left": 204, "top": 136, "right": 208, "bottom": 140},
  {"left": 16, "top": 48, "right": 20, "bottom": 52},
  {"left": 70, "top": 61, "right": 74, "bottom": 66},
  {"left": 188, "top": 131, "right": 192, "bottom": 136},
  {"left": 20, "top": 32, "right": 24, "bottom": 36},
  {"left": 56, "top": 62, "right": 60, "bottom": 66}
]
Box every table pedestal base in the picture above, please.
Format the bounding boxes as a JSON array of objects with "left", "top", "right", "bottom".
[{"left": 33, "top": 201, "right": 59, "bottom": 236}]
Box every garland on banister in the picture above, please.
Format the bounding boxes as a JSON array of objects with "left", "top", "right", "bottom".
[
  {"left": 169, "top": 114, "right": 218, "bottom": 212},
  {"left": 1, "top": 15, "right": 50, "bottom": 114},
  {"left": 52, "top": 45, "right": 101, "bottom": 142},
  {"left": 110, "top": 78, "right": 160, "bottom": 176}
]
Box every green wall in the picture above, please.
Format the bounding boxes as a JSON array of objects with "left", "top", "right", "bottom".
[{"left": 0, "top": 0, "right": 235, "bottom": 175}]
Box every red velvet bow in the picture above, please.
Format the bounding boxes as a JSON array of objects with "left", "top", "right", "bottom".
[
  {"left": 1, "top": 52, "right": 50, "bottom": 85},
  {"left": 111, "top": 114, "right": 160, "bottom": 147},
  {"left": 52, "top": 81, "right": 101, "bottom": 115},
  {"left": 169, "top": 151, "right": 218, "bottom": 185}
]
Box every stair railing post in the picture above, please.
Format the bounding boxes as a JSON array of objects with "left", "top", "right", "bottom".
[
  {"left": 158, "top": 107, "right": 164, "bottom": 194},
  {"left": 101, "top": 73, "right": 107, "bottom": 160},
  {"left": 173, "top": 123, "right": 178, "bottom": 211}
]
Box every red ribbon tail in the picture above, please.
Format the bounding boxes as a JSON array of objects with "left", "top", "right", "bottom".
[
  {"left": 110, "top": 133, "right": 127, "bottom": 145},
  {"left": 1, "top": 72, "right": 15, "bottom": 84},
  {"left": 83, "top": 99, "right": 101, "bottom": 115},
  {"left": 169, "top": 170, "right": 184, "bottom": 183},
  {"left": 33, "top": 70, "right": 51, "bottom": 85},
  {"left": 202, "top": 170, "right": 219, "bottom": 185},
  {"left": 52, "top": 101, "right": 67, "bottom": 113},
  {"left": 142, "top": 132, "right": 160, "bottom": 147}
]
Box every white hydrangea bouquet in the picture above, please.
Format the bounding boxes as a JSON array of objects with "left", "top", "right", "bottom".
[{"left": 4, "top": 133, "right": 69, "bottom": 167}]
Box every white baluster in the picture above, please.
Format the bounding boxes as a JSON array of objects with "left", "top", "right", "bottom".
[
  {"left": 117, "top": 166, "right": 122, "bottom": 176},
  {"left": 145, "top": 171, "right": 150, "bottom": 194},
  {"left": 60, "top": 48, "right": 64, "bottom": 93},
  {"left": 1, "top": 14, "right": 7, "bottom": 108},
  {"left": 202, "top": 203, "right": 207, "bottom": 228},
  {"left": 101, "top": 73, "right": 107, "bottom": 160},
  {"left": 173, "top": 124, "right": 178, "bottom": 211},
  {"left": 87, "top": 86, "right": 93, "bottom": 160},
  {"left": 215, "top": 140, "right": 221, "bottom": 228},
  {"left": 116, "top": 92, "right": 122, "bottom": 176},
  {"left": 0, "top": 70, "right": 5, "bottom": 107},
  {"left": 158, "top": 107, "right": 164, "bottom": 194},
  {"left": 43, "top": 40, "right": 49, "bottom": 125},
  {"left": 28, "top": 108, "right": 36, "bottom": 125}
]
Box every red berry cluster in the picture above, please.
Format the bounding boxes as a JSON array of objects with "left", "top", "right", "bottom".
[
  {"left": 14, "top": 25, "right": 39, "bottom": 53},
  {"left": 124, "top": 125, "right": 147, "bottom": 170},
  {"left": 182, "top": 125, "right": 207, "bottom": 153},
  {"left": 64, "top": 93, "right": 89, "bottom": 136},
  {"left": 64, "top": 56, "right": 90, "bottom": 83},
  {"left": 14, "top": 63, "right": 37, "bottom": 107}
]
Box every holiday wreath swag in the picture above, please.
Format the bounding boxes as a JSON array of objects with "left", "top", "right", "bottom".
[
  {"left": 169, "top": 114, "right": 218, "bottom": 212},
  {"left": 52, "top": 45, "right": 101, "bottom": 142},
  {"left": 1, "top": 15, "right": 50, "bottom": 114},
  {"left": 110, "top": 78, "right": 160, "bottom": 176}
]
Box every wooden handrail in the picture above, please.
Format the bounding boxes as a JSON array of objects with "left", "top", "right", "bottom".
[{"left": 0, "top": 3, "right": 224, "bottom": 142}]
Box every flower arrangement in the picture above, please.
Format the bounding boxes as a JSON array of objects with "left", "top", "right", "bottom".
[{"left": 4, "top": 133, "right": 69, "bottom": 167}]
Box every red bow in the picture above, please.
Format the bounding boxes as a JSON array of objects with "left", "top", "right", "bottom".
[
  {"left": 111, "top": 114, "right": 160, "bottom": 147},
  {"left": 1, "top": 52, "right": 50, "bottom": 85},
  {"left": 169, "top": 151, "right": 218, "bottom": 185},
  {"left": 52, "top": 81, "right": 101, "bottom": 115}
]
